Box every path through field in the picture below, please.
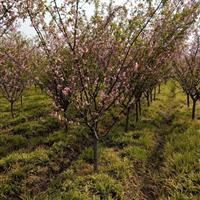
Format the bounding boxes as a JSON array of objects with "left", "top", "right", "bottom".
[
  {"left": 124, "top": 83, "right": 200, "bottom": 200},
  {"left": 140, "top": 85, "right": 177, "bottom": 200}
]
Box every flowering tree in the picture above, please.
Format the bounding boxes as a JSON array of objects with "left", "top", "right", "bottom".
[
  {"left": 22, "top": 0, "right": 165, "bottom": 171},
  {"left": 119, "top": 0, "right": 199, "bottom": 131},
  {"left": 0, "top": 33, "right": 32, "bottom": 117},
  {"left": 22, "top": 0, "right": 90, "bottom": 130},
  {"left": 21, "top": 0, "right": 199, "bottom": 171},
  {"left": 175, "top": 33, "right": 200, "bottom": 119},
  {"left": 72, "top": 1, "right": 166, "bottom": 171}
]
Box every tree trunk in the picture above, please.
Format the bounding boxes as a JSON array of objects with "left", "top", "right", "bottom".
[
  {"left": 63, "top": 111, "right": 68, "bottom": 131},
  {"left": 125, "top": 106, "right": 131, "bottom": 132},
  {"left": 138, "top": 98, "right": 142, "bottom": 115},
  {"left": 20, "top": 95, "right": 23, "bottom": 108},
  {"left": 187, "top": 94, "right": 190, "bottom": 107},
  {"left": 150, "top": 91, "right": 153, "bottom": 102},
  {"left": 34, "top": 84, "right": 37, "bottom": 92},
  {"left": 192, "top": 99, "right": 196, "bottom": 120},
  {"left": 93, "top": 136, "right": 98, "bottom": 172},
  {"left": 136, "top": 101, "right": 139, "bottom": 122},
  {"left": 158, "top": 84, "right": 161, "bottom": 94},
  {"left": 146, "top": 94, "right": 150, "bottom": 107},
  {"left": 10, "top": 102, "right": 14, "bottom": 118},
  {"left": 153, "top": 88, "right": 156, "bottom": 101}
]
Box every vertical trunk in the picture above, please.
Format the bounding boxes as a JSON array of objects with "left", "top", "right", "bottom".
[
  {"left": 138, "top": 98, "right": 142, "bottom": 115},
  {"left": 34, "top": 84, "right": 37, "bottom": 92},
  {"left": 187, "top": 94, "right": 190, "bottom": 107},
  {"left": 192, "top": 99, "right": 196, "bottom": 120},
  {"left": 20, "top": 95, "right": 23, "bottom": 108},
  {"left": 125, "top": 106, "right": 130, "bottom": 132},
  {"left": 63, "top": 111, "right": 68, "bottom": 131},
  {"left": 150, "top": 91, "right": 153, "bottom": 102},
  {"left": 158, "top": 84, "right": 161, "bottom": 94},
  {"left": 136, "top": 101, "right": 139, "bottom": 122},
  {"left": 93, "top": 136, "right": 98, "bottom": 172},
  {"left": 10, "top": 102, "right": 14, "bottom": 118},
  {"left": 146, "top": 94, "right": 150, "bottom": 107},
  {"left": 153, "top": 88, "right": 156, "bottom": 101}
]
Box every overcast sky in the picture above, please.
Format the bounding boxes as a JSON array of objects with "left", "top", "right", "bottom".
[{"left": 20, "top": 0, "right": 128, "bottom": 38}]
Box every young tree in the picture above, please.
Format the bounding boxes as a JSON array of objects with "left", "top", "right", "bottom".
[
  {"left": 0, "top": 33, "right": 31, "bottom": 117},
  {"left": 22, "top": 0, "right": 199, "bottom": 171},
  {"left": 175, "top": 33, "right": 200, "bottom": 119},
  {"left": 73, "top": 0, "right": 166, "bottom": 171},
  {"left": 119, "top": 0, "right": 199, "bottom": 131}
]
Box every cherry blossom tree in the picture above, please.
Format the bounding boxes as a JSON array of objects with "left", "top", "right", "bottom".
[
  {"left": 22, "top": 0, "right": 165, "bottom": 171},
  {"left": 20, "top": 0, "right": 199, "bottom": 171},
  {"left": 72, "top": 0, "right": 166, "bottom": 171},
  {"left": 0, "top": 32, "right": 32, "bottom": 117},
  {"left": 119, "top": 0, "right": 199, "bottom": 131},
  {"left": 175, "top": 32, "right": 200, "bottom": 119}
]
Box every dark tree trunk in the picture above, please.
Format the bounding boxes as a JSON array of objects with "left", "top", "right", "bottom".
[
  {"left": 187, "top": 94, "right": 190, "bottom": 107},
  {"left": 93, "top": 136, "right": 98, "bottom": 172},
  {"left": 10, "top": 102, "right": 14, "bottom": 118},
  {"left": 146, "top": 94, "right": 150, "bottom": 107},
  {"left": 135, "top": 101, "right": 138, "bottom": 121},
  {"left": 153, "top": 88, "right": 156, "bottom": 101},
  {"left": 192, "top": 99, "right": 196, "bottom": 120},
  {"left": 158, "top": 84, "right": 161, "bottom": 94},
  {"left": 138, "top": 98, "right": 142, "bottom": 115},
  {"left": 125, "top": 106, "right": 131, "bottom": 132},
  {"left": 34, "top": 84, "right": 37, "bottom": 92},
  {"left": 150, "top": 91, "right": 153, "bottom": 102},
  {"left": 20, "top": 95, "right": 23, "bottom": 108},
  {"left": 63, "top": 111, "right": 68, "bottom": 131}
]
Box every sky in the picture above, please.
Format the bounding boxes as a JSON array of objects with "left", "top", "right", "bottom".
[{"left": 20, "top": 0, "right": 128, "bottom": 38}]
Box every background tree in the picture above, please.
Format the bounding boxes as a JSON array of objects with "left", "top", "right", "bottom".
[
  {"left": 0, "top": 32, "right": 32, "bottom": 117},
  {"left": 174, "top": 32, "right": 200, "bottom": 119}
]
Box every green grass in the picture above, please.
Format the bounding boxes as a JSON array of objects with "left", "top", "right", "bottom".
[
  {"left": 159, "top": 89, "right": 200, "bottom": 200},
  {"left": 0, "top": 83, "right": 199, "bottom": 200}
]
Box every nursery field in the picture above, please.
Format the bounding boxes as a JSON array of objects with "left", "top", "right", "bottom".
[
  {"left": 0, "top": 82, "right": 199, "bottom": 200},
  {"left": 0, "top": 1, "right": 200, "bottom": 200}
]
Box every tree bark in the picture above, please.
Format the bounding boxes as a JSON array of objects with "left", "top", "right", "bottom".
[
  {"left": 10, "top": 102, "right": 14, "bottom": 118},
  {"left": 125, "top": 106, "right": 131, "bottom": 132},
  {"left": 63, "top": 111, "right": 68, "bottom": 131},
  {"left": 34, "top": 84, "right": 37, "bottom": 92},
  {"left": 187, "top": 94, "right": 190, "bottom": 107},
  {"left": 20, "top": 95, "right": 23, "bottom": 108},
  {"left": 192, "top": 99, "right": 196, "bottom": 120},
  {"left": 93, "top": 136, "right": 98, "bottom": 172},
  {"left": 138, "top": 98, "right": 142, "bottom": 115},
  {"left": 153, "top": 88, "right": 156, "bottom": 100},
  {"left": 158, "top": 84, "right": 161, "bottom": 94},
  {"left": 150, "top": 91, "right": 153, "bottom": 102},
  {"left": 146, "top": 94, "right": 150, "bottom": 107},
  {"left": 136, "top": 101, "right": 139, "bottom": 122}
]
